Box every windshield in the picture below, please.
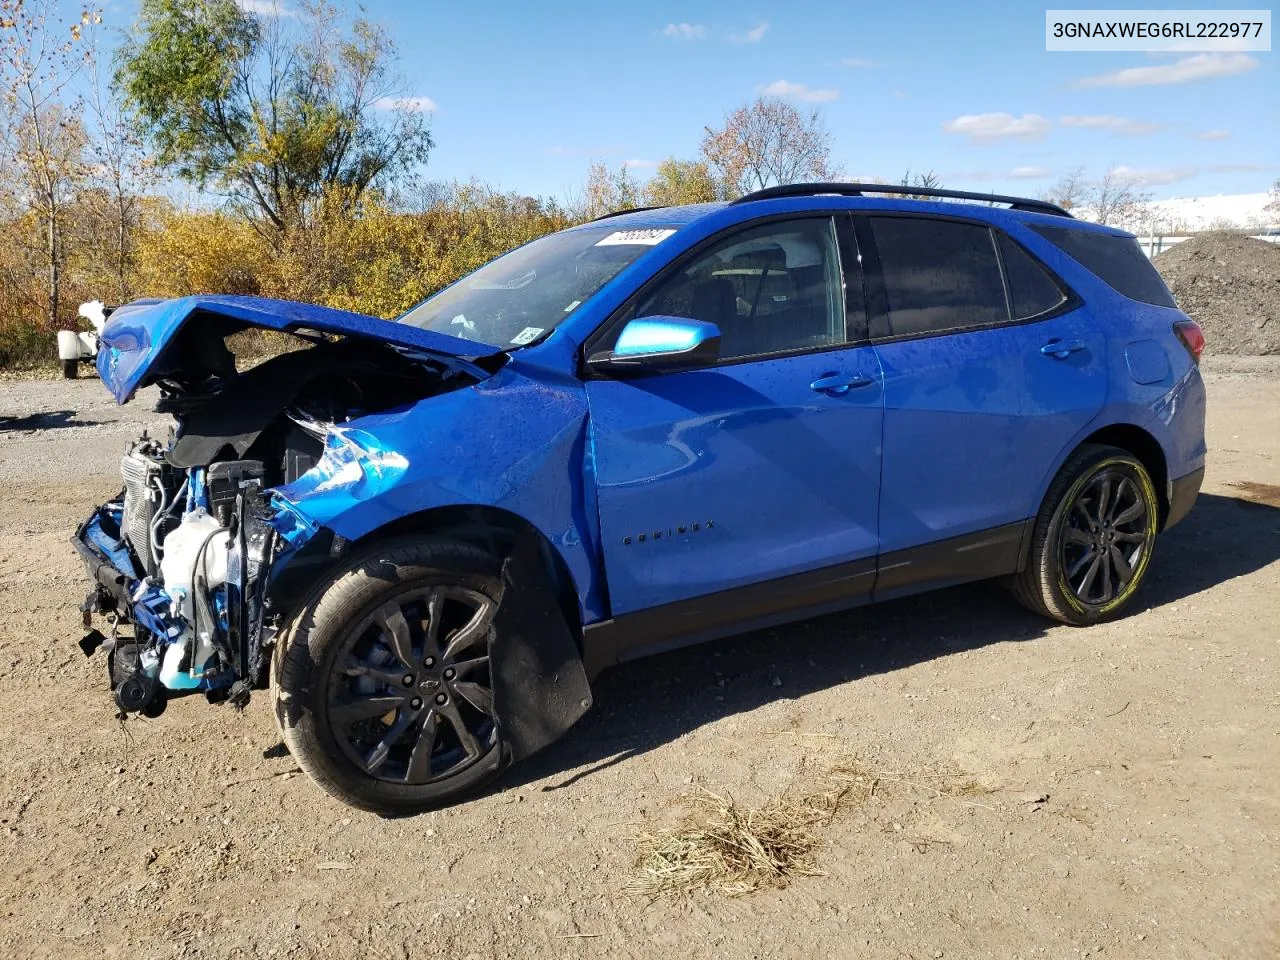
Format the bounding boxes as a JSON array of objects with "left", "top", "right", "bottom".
[{"left": 398, "top": 226, "right": 679, "bottom": 348}]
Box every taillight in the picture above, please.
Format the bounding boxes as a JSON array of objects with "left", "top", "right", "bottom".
[{"left": 1174, "top": 319, "right": 1205, "bottom": 364}]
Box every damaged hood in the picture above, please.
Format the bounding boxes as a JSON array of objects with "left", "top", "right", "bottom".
[{"left": 97, "top": 295, "right": 498, "bottom": 404}]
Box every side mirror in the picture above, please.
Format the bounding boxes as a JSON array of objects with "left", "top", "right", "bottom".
[{"left": 587, "top": 316, "right": 721, "bottom": 376}]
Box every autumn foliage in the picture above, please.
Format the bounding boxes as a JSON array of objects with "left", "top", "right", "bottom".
[
  {"left": 0, "top": 185, "right": 572, "bottom": 367},
  {"left": 0, "top": 1, "right": 840, "bottom": 370},
  {"left": 0, "top": 0, "right": 572, "bottom": 369}
]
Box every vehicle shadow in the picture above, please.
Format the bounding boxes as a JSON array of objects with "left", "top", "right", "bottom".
[
  {"left": 0, "top": 410, "right": 98, "bottom": 432},
  {"left": 500, "top": 491, "right": 1280, "bottom": 793}
]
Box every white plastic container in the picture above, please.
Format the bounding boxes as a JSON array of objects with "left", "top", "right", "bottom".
[
  {"left": 56, "top": 328, "right": 98, "bottom": 378},
  {"left": 56, "top": 329, "right": 81, "bottom": 361},
  {"left": 158, "top": 509, "right": 230, "bottom": 690}
]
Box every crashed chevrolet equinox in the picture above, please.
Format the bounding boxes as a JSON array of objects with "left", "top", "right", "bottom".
[{"left": 74, "top": 183, "right": 1206, "bottom": 814}]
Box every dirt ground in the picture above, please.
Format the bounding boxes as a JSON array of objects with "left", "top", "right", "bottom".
[
  {"left": 1154, "top": 236, "right": 1280, "bottom": 356},
  {"left": 1, "top": 359, "right": 1277, "bottom": 960}
]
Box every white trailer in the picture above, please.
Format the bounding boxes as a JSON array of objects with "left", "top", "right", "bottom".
[{"left": 56, "top": 301, "right": 109, "bottom": 378}]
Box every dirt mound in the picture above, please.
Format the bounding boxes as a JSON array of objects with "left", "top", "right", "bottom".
[{"left": 1154, "top": 234, "right": 1280, "bottom": 355}]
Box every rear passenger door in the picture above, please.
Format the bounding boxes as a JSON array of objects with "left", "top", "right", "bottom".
[{"left": 855, "top": 214, "right": 1106, "bottom": 593}]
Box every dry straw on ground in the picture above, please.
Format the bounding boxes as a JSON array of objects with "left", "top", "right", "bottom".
[
  {"left": 626, "top": 786, "right": 853, "bottom": 899},
  {"left": 628, "top": 762, "right": 996, "bottom": 899},
  {"left": 828, "top": 764, "right": 995, "bottom": 810}
]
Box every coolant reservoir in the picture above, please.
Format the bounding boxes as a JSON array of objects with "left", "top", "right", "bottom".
[
  {"left": 159, "top": 509, "right": 229, "bottom": 594},
  {"left": 158, "top": 509, "right": 230, "bottom": 689}
]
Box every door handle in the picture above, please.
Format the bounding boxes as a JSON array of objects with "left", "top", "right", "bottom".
[
  {"left": 809, "top": 372, "right": 872, "bottom": 396},
  {"left": 1040, "top": 338, "right": 1087, "bottom": 360}
]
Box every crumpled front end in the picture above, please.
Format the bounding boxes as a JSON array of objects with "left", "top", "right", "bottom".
[
  {"left": 72, "top": 297, "right": 497, "bottom": 717},
  {"left": 74, "top": 445, "right": 309, "bottom": 716}
]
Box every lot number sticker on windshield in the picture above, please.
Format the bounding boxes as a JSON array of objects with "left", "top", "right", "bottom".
[
  {"left": 595, "top": 229, "right": 677, "bottom": 246},
  {"left": 510, "top": 326, "right": 544, "bottom": 345}
]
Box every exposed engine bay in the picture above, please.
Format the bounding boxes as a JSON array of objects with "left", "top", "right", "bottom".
[{"left": 76, "top": 335, "right": 481, "bottom": 718}]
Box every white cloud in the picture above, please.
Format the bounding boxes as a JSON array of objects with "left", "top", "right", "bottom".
[
  {"left": 235, "top": 0, "right": 298, "bottom": 16},
  {"left": 1076, "top": 53, "right": 1257, "bottom": 88},
  {"left": 951, "top": 166, "right": 1053, "bottom": 182},
  {"left": 373, "top": 96, "right": 437, "bottom": 113},
  {"left": 840, "top": 57, "right": 882, "bottom": 69},
  {"left": 942, "top": 112, "right": 1051, "bottom": 143},
  {"left": 1110, "top": 165, "right": 1196, "bottom": 185},
  {"left": 758, "top": 80, "right": 839, "bottom": 103},
  {"left": 1195, "top": 129, "right": 1230, "bottom": 141},
  {"left": 730, "top": 22, "right": 769, "bottom": 43},
  {"left": 1205, "top": 163, "right": 1264, "bottom": 174},
  {"left": 623, "top": 159, "right": 658, "bottom": 170},
  {"left": 1060, "top": 114, "right": 1164, "bottom": 135},
  {"left": 662, "top": 22, "right": 706, "bottom": 41},
  {"left": 1110, "top": 162, "right": 1266, "bottom": 185}
]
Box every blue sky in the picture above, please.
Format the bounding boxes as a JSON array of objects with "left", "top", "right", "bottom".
[{"left": 104, "top": 0, "right": 1277, "bottom": 201}]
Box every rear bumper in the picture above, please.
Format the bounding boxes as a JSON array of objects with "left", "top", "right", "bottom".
[{"left": 1165, "top": 466, "right": 1204, "bottom": 530}]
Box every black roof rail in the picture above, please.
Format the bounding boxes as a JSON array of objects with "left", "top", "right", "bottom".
[
  {"left": 590, "top": 205, "right": 668, "bottom": 222},
  {"left": 730, "top": 182, "right": 1073, "bottom": 218}
]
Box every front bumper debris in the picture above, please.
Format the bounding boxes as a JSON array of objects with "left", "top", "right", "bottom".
[{"left": 73, "top": 482, "right": 298, "bottom": 716}]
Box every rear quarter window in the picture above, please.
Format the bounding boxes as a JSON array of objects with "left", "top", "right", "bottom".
[
  {"left": 1031, "top": 224, "right": 1176, "bottom": 308},
  {"left": 997, "top": 234, "right": 1068, "bottom": 320},
  {"left": 868, "top": 217, "right": 1008, "bottom": 337}
]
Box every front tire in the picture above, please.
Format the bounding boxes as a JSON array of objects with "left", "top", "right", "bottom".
[
  {"left": 1013, "top": 444, "right": 1160, "bottom": 625},
  {"left": 273, "top": 538, "right": 509, "bottom": 815}
]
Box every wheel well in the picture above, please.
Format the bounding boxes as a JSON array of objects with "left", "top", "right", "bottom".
[
  {"left": 1079, "top": 424, "right": 1170, "bottom": 525},
  {"left": 345, "top": 505, "right": 584, "bottom": 639}
]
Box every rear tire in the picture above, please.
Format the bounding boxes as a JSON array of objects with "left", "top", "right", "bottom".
[
  {"left": 1013, "top": 444, "right": 1160, "bottom": 625},
  {"left": 273, "top": 537, "right": 509, "bottom": 815},
  {"left": 61, "top": 359, "right": 78, "bottom": 379}
]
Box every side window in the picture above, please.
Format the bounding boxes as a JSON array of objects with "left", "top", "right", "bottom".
[
  {"left": 868, "top": 217, "right": 1008, "bottom": 337},
  {"left": 1030, "top": 224, "right": 1176, "bottom": 308},
  {"left": 997, "top": 233, "right": 1068, "bottom": 320},
  {"left": 628, "top": 217, "right": 847, "bottom": 361}
]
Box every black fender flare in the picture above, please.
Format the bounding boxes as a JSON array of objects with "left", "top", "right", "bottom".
[
  {"left": 490, "top": 527, "right": 593, "bottom": 761},
  {"left": 264, "top": 522, "right": 593, "bottom": 760}
]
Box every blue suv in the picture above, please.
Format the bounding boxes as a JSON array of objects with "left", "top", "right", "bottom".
[{"left": 75, "top": 183, "right": 1206, "bottom": 813}]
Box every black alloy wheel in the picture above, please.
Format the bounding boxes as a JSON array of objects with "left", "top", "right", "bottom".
[
  {"left": 328, "top": 586, "right": 497, "bottom": 785},
  {"left": 1058, "top": 467, "right": 1153, "bottom": 607},
  {"left": 1013, "top": 444, "right": 1160, "bottom": 625},
  {"left": 274, "top": 538, "right": 509, "bottom": 815}
]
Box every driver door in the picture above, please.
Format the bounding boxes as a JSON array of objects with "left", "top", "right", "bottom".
[{"left": 584, "top": 215, "right": 884, "bottom": 629}]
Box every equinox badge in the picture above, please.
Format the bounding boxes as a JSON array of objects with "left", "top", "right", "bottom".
[{"left": 623, "top": 520, "right": 715, "bottom": 545}]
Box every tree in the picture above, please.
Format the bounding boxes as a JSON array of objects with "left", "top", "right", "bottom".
[
  {"left": 571, "top": 160, "right": 640, "bottom": 221},
  {"left": 0, "top": 0, "right": 96, "bottom": 330},
  {"left": 700, "top": 97, "right": 836, "bottom": 197},
  {"left": 117, "top": 0, "right": 433, "bottom": 239},
  {"left": 642, "top": 158, "right": 719, "bottom": 206},
  {"left": 1265, "top": 179, "right": 1280, "bottom": 217},
  {"left": 1041, "top": 166, "right": 1088, "bottom": 211},
  {"left": 1042, "top": 165, "right": 1149, "bottom": 226},
  {"left": 83, "top": 24, "right": 152, "bottom": 304},
  {"left": 895, "top": 168, "right": 942, "bottom": 198},
  {"left": 1089, "top": 164, "right": 1150, "bottom": 228}
]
